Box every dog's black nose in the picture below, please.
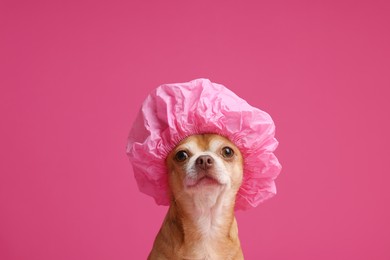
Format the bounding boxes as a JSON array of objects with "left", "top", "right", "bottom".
[{"left": 196, "top": 155, "right": 214, "bottom": 170}]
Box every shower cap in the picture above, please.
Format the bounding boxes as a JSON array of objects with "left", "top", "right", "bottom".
[{"left": 126, "top": 78, "right": 281, "bottom": 210}]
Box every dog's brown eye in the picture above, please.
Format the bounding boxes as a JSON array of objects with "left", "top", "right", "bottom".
[
  {"left": 222, "top": 147, "right": 234, "bottom": 158},
  {"left": 175, "top": 150, "right": 189, "bottom": 162}
]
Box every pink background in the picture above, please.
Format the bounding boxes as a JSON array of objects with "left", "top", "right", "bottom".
[{"left": 1, "top": 0, "right": 389, "bottom": 259}]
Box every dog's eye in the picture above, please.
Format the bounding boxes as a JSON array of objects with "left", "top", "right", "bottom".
[
  {"left": 175, "top": 150, "right": 189, "bottom": 162},
  {"left": 221, "top": 147, "right": 234, "bottom": 158}
]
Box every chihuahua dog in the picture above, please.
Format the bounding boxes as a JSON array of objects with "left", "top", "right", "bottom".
[{"left": 148, "top": 134, "right": 244, "bottom": 260}]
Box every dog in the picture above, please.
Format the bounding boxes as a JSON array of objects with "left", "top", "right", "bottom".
[{"left": 148, "top": 134, "right": 245, "bottom": 260}]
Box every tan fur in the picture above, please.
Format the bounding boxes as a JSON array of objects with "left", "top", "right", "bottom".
[{"left": 148, "top": 134, "right": 244, "bottom": 260}]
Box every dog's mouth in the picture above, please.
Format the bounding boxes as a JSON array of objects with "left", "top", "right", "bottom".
[{"left": 186, "top": 172, "right": 222, "bottom": 188}]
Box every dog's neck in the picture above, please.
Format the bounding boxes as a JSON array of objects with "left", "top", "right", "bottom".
[
  {"left": 151, "top": 189, "right": 242, "bottom": 260},
  {"left": 170, "top": 189, "right": 237, "bottom": 240},
  {"left": 149, "top": 187, "right": 244, "bottom": 260}
]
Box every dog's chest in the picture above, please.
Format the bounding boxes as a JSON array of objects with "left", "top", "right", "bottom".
[
  {"left": 181, "top": 237, "right": 222, "bottom": 260},
  {"left": 180, "top": 214, "right": 228, "bottom": 259}
]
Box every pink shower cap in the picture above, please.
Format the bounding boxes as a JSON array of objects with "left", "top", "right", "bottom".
[{"left": 126, "top": 78, "right": 281, "bottom": 210}]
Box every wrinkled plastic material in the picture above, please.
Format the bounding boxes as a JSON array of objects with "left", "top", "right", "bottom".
[{"left": 126, "top": 78, "right": 281, "bottom": 210}]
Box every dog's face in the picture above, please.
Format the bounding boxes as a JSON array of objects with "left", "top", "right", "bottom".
[{"left": 166, "top": 134, "right": 243, "bottom": 209}]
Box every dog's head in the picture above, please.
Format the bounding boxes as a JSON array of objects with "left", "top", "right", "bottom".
[{"left": 166, "top": 134, "right": 243, "bottom": 209}]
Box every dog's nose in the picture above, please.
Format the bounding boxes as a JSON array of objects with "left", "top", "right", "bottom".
[{"left": 196, "top": 155, "right": 214, "bottom": 170}]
